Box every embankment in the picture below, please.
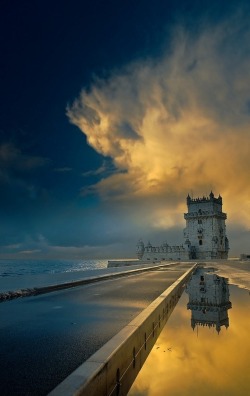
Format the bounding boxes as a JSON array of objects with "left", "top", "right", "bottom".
[{"left": 49, "top": 263, "right": 197, "bottom": 396}]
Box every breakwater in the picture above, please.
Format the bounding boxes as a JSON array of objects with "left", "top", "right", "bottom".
[{"left": 0, "top": 262, "right": 176, "bottom": 303}]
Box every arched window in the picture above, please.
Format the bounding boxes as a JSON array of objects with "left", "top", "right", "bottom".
[{"left": 199, "top": 240, "right": 203, "bottom": 246}]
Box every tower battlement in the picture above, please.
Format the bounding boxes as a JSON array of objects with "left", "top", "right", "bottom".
[
  {"left": 187, "top": 191, "right": 222, "bottom": 206},
  {"left": 136, "top": 191, "right": 229, "bottom": 261}
]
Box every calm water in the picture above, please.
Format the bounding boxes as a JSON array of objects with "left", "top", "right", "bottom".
[{"left": 129, "top": 267, "right": 250, "bottom": 396}]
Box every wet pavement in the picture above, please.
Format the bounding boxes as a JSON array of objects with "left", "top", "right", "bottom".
[{"left": 0, "top": 263, "right": 190, "bottom": 396}]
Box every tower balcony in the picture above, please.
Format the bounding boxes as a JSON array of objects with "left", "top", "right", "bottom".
[{"left": 184, "top": 212, "right": 227, "bottom": 220}]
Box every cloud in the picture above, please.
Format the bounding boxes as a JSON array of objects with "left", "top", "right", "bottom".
[
  {"left": 0, "top": 142, "right": 50, "bottom": 172},
  {"left": 19, "top": 249, "right": 41, "bottom": 255},
  {"left": 81, "top": 159, "right": 116, "bottom": 177},
  {"left": 5, "top": 244, "right": 22, "bottom": 250},
  {"left": 0, "top": 142, "right": 51, "bottom": 193},
  {"left": 67, "top": 11, "right": 250, "bottom": 240},
  {"left": 0, "top": 233, "right": 49, "bottom": 258},
  {"left": 0, "top": 142, "right": 52, "bottom": 208}
]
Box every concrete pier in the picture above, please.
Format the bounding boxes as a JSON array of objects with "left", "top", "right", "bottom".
[
  {"left": 0, "top": 262, "right": 178, "bottom": 303},
  {"left": 49, "top": 264, "right": 197, "bottom": 396},
  {"left": 107, "top": 260, "right": 160, "bottom": 267}
]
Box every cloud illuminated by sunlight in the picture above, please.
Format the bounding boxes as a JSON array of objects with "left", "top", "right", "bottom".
[{"left": 67, "top": 13, "right": 250, "bottom": 231}]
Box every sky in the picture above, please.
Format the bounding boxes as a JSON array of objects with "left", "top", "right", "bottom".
[{"left": 0, "top": 0, "right": 250, "bottom": 259}]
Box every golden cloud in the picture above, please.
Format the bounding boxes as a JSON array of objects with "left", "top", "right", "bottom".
[{"left": 67, "top": 17, "right": 250, "bottom": 231}]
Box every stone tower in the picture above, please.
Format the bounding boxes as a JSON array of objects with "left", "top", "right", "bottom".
[
  {"left": 183, "top": 192, "right": 229, "bottom": 259},
  {"left": 186, "top": 267, "right": 232, "bottom": 333}
]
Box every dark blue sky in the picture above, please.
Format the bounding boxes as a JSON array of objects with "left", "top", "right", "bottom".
[{"left": 1, "top": 0, "right": 249, "bottom": 258}]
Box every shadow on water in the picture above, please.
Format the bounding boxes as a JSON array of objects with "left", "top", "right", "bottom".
[{"left": 129, "top": 265, "right": 250, "bottom": 396}]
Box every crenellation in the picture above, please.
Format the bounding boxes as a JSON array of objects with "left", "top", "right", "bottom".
[
  {"left": 137, "top": 191, "right": 229, "bottom": 261},
  {"left": 186, "top": 267, "right": 232, "bottom": 333}
]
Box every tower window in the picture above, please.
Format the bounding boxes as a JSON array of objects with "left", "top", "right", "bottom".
[
  {"left": 199, "top": 240, "right": 203, "bottom": 246},
  {"left": 198, "top": 219, "right": 202, "bottom": 224}
]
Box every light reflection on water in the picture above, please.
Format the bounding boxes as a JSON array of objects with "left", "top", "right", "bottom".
[{"left": 129, "top": 266, "right": 250, "bottom": 396}]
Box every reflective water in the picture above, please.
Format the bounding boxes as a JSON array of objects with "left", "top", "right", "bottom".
[
  {"left": 0, "top": 259, "right": 108, "bottom": 293},
  {"left": 0, "top": 258, "right": 107, "bottom": 277},
  {"left": 129, "top": 266, "right": 250, "bottom": 396}
]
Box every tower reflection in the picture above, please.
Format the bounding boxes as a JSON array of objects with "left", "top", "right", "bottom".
[{"left": 186, "top": 266, "right": 232, "bottom": 334}]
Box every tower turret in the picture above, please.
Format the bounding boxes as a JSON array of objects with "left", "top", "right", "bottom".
[{"left": 184, "top": 192, "right": 229, "bottom": 259}]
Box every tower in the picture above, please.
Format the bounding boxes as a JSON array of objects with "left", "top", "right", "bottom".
[
  {"left": 186, "top": 267, "right": 232, "bottom": 333},
  {"left": 183, "top": 192, "right": 229, "bottom": 259}
]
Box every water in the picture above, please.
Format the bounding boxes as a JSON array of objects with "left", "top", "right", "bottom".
[
  {"left": 129, "top": 266, "right": 250, "bottom": 396},
  {"left": 0, "top": 258, "right": 107, "bottom": 277},
  {"left": 0, "top": 258, "right": 108, "bottom": 293}
]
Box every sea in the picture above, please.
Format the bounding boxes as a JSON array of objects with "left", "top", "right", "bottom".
[
  {"left": 0, "top": 258, "right": 110, "bottom": 293},
  {"left": 0, "top": 258, "right": 108, "bottom": 277}
]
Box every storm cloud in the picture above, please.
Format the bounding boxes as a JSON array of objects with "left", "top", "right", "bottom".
[{"left": 67, "top": 13, "right": 250, "bottom": 241}]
